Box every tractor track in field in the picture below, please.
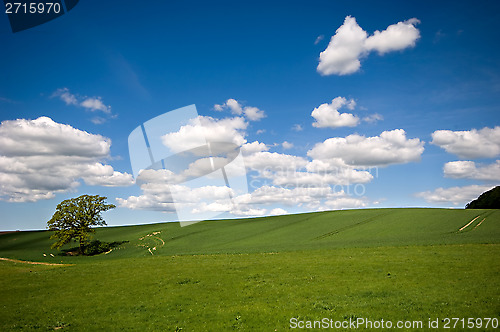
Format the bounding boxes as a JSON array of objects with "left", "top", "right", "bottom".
[
  {"left": 314, "top": 211, "right": 392, "bottom": 240},
  {"left": 458, "top": 210, "right": 494, "bottom": 232},
  {"left": 0, "top": 257, "right": 73, "bottom": 266}
]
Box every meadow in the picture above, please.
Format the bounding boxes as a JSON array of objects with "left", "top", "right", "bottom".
[{"left": 1, "top": 208, "right": 499, "bottom": 331}]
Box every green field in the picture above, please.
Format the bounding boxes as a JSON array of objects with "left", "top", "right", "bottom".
[{"left": 1, "top": 208, "right": 499, "bottom": 331}]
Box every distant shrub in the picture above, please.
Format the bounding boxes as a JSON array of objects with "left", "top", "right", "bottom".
[{"left": 82, "top": 240, "right": 111, "bottom": 256}]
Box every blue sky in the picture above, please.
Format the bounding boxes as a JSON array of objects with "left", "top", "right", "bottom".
[{"left": 1, "top": 0, "right": 499, "bottom": 230}]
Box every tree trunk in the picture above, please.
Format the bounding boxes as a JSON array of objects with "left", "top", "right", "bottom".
[{"left": 79, "top": 236, "right": 84, "bottom": 255}]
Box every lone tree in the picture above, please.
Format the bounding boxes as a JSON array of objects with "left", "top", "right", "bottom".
[{"left": 47, "top": 194, "right": 115, "bottom": 254}]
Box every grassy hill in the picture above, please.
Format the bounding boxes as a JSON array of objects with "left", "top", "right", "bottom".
[
  {"left": 0, "top": 208, "right": 498, "bottom": 262},
  {"left": 1, "top": 208, "right": 499, "bottom": 331}
]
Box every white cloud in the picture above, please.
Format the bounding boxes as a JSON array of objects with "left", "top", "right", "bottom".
[
  {"left": 119, "top": 176, "right": 370, "bottom": 217},
  {"left": 243, "top": 151, "right": 308, "bottom": 172},
  {"left": 116, "top": 184, "right": 176, "bottom": 212},
  {"left": 317, "top": 16, "right": 420, "bottom": 76},
  {"left": 242, "top": 140, "right": 375, "bottom": 189},
  {"left": 91, "top": 116, "right": 107, "bottom": 125},
  {"left": 161, "top": 116, "right": 248, "bottom": 152},
  {"left": 120, "top": 146, "right": 376, "bottom": 216},
  {"left": 80, "top": 97, "right": 111, "bottom": 113},
  {"left": 416, "top": 184, "right": 495, "bottom": 206},
  {"left": 292, "top": 124, "right": 303, "bottom": 132},
  {"left": 52, "top": 88, "right": 113, "bottom": 122},
  {"left": 213, "top": 104, "right": 224, "bottom": 111},
  {"left": 242, "top": 141, "right": 268, "bottom": 155},
  {"left": 311, "top": 96, "right": 359, "bottom": 128},
  {"left": 314, "top": 35, "right": 324, "bottom": 45},
  {"left": 443, "top": 160, "right": 500, "bottom": 181},
  {"left": 317, "top": 16, "right": 367, "bottom": 76},
  {"left": 235, "top": 186, "right": 371, "bottom": 213},
  {"left": 225, "top": 98, "right": 243, "bottom": 115},
  {"left": 0, "top": 116, "right": 110, "bottom": 158},
  {"left": 118, "top": 112, "right": 416, "bottom": 217},
  {"left": 268, "top": 168, "right": 373, "bottom": 187},
  {"left": 308, "top": 129, "right": 424, "bottom": 166},
  {"left": 243, "top": 106, "right": 266, "bottom": 121},
  {"left": 52, "top": 88, "right": 78, "bottom": 105},
  {"left": 324, "top": 196, "right": 367, "bottom": 209},
  {"left": 431, "top": 127, "right": 500, "bottom": 159},
  {"left": 269, "top": 208, "right": 287, "bottom": 215},
  {"left": 231, "top": 207, "right": 267, "bottom": 217},
  {"left": 363, "top": 113, "right": 383, "bottom": 123},
  {"left": 282, "top": 141, "right": 294, "bottom": 150},
  {"left": 364, "top": 18, "right": 421, "bottom": 54},
  {"left": 0, "top": 117, "right": 133, "bottom": 202},
  {"left": 236, "top": 185, "right": 334, "bottom": 206},
  {"left": 213, "top": 99, "right": 266, "bottom": 121}
]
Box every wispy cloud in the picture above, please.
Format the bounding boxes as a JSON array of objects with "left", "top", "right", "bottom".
[
  {"left": 52, "top": 88, "right": 114, "bottom": 123},
  {"left": 314, "top": 35, "right": 324, "bottom": 45}
]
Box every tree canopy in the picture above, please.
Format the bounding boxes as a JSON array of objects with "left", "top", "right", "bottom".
[
  {"left": 465, "top": 186, "right": 500, "bottom": 209},
  {"left": 47, "top": 194, "right": 115, "bottom": 253}
]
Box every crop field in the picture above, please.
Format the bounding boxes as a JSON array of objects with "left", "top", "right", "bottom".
[{"left": 1, "top": 208, "right": 499, "bottom": 331}]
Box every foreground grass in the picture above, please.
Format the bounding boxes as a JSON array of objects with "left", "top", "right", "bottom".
[{"left": 1, "top": 244, "right": 499, "bottom": 331}]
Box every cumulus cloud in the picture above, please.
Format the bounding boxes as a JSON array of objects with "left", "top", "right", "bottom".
[
  {"left": 324, "top": 196, "right": 368, "bottom": 209},
  {"left": 242, "top": 146, "right": 374, "bottom": 189},
  {"left": 292, "top": 124, "right": 303, "bottom": 132},
  {"left": 235, "top": 186, "right": 371, "bottom": 213},
  {"left": 161, "top": 116, "right": 248, "bottom": 152},
  {"left": 431, "top": 127, "right": 500, "bottom": 159},
  {"left": 443, "top": 160, "right": 500, "bottom": 181},
  {"left": 241, "top": 141, "right": 268, "bottom": 155},
  {"left": 311, "top": 97, "right": 359, "bottom": 128},
  {"left": 282, "top": 141, "right": 294, "bottom": 150},
  {"left": 236, "top": 186, "right": 335, "bottom": 206},
  {"left": 243, "top": 151, "right": 308, "bottom": 172},
  {"left": 416, "top": 184, "right": 495, "bottom": 206},
  {"left": 268, "top": 168, "right": 373, "bottom": 187},
  {"left": 364, "top": 18, "right": 421, "bottom": 54},
  {"left": 269, "top": 208, "right": 288, "bottom": 215},
  {"left": 243, "top": 106, "right": 266, "bottom": 121},
  {"left": 116, "top": 180, "right": 176, "bottom": 212},
  {"left": 317, "top": 16, "right": 420, "bottom": 76},
  {"left": 317, "top": 16, "right": 367, "bottom": 76},
  {"left": 0, "top": 117, "right": 133, "bottom": 202},
  {"left": 119, "top": 112, "right": 418, "bottom": 217},
  {"left": 308, "top": 129, "right": 425, "bottom": 167},
  {"left": 213, "top": 99, "right": 266, "bottom": 121}
]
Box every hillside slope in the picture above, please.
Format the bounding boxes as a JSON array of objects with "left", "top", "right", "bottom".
[{"left": 0, "top": 208, "right": 499, "bottom": 262}]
